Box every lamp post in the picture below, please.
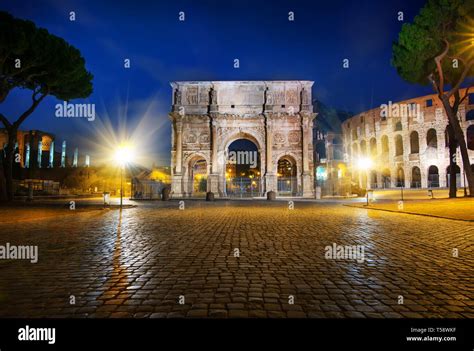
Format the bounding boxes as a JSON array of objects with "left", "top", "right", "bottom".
[
  {"left": 114, "top": 144, "right": 134, "bottom": 209},
  {"left": 120, "top": 165, "right": 123, "bottom": 207}
]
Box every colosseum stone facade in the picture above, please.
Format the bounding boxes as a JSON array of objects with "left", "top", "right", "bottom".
[{"left": 342, "top": 89, "right": 474, "bottom": 190}]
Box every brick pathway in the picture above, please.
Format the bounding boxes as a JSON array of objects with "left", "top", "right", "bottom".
[{"left": 0, "top": 201, "right": 473, "bottom": 318}]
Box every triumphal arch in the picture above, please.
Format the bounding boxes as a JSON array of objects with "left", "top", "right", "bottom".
[{"left": 169, "top": 81, "right": 316, "bottom": 198}]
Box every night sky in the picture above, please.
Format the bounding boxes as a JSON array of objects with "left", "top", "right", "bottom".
[{"left": 1, "top": 0, "right": 433, "bottom": 167}]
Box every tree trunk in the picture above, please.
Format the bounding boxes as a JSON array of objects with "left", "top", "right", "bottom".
[
  {"left": 447, "top": 124, "right": 457, "bottom": 198},
  {"left": 3, "top": 127, "right": 17, "bottom": 202},
  {"left": 441, "top": 97, "right": 474, "bottom": 196},
  {"left": 0, "top": 155, "right": 7, "bottom": 202}
]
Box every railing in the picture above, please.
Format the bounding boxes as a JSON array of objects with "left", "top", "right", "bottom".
[
  {"left": 225, "top": 177, "right": 262, "bottom": 198},
  {"left": 428, "top": 175, "right": 440, "bottom": 188},
  {"left": 277, "top": 177, "right": 299, "bottom": 196}
]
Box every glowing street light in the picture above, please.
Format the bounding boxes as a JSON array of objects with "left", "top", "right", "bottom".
[
  {"left": 114, "top": 144, "right": 134, "bottom": 167},
  {"left": 357, "top": 157, "right": 373, "bottom": 170},
  {"left": 114, "top": 143, "right": 135, "bottom": 208}
]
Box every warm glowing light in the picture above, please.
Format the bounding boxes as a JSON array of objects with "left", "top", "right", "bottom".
[
  {"left": 357, "top": 157, "right": 373, "bottom": 170},
  {"left": 338, "top": 163, "right": 346, "bottom": 178},
  {"left": 453, "top": 19, "right": 474, "bottom": 60},
  {"left": 114, "top": 144, "right": 135, "bottom": 167}
]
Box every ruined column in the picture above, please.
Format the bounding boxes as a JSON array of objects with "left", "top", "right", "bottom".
[
  {"left": 49, "top": 141, "right": 55, "bottom": 168},
  {"left": 37, "top": 140, "right": 42, "bottom": 168},
  {"left": 61, "top": 141, "right": 66, "bottom": 168},
  {"left": 25, "top": 143, "right": 30, "bottom": 168},
  {"left": 73, "top": 147, "right": 78, "bottom": 167}
]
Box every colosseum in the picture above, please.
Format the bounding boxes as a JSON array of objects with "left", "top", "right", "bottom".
[{"left": 341, "top": 89, "right": 474, "bottom": 190}]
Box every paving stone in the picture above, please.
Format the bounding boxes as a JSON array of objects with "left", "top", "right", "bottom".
[
  {"left": 209, "top": 310, "right": 228, "bottom": 318},
  {"left": 228, "top": 310, "right": 249, "bottom": 318},
  {"left": 0, "top": 201, "right": 472, "bottom": 319},
  {"left": 186, "top": 310, "right": 208, "bottom": 318}
]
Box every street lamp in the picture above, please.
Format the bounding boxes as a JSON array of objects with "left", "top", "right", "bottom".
[
  {"left": 357, "top": 157, "right": 373, "bottom": 171},
  {"left": 114, "top": 143, "right": 134, "bottom": 208}
]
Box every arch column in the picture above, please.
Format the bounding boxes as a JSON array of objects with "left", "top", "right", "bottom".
[
  {"left": 207, "top": 117, "right": 220, "bottom": 195},
  {"left": 390, "top": 167, "right": 398, "bottom": 188},
  {"left": 175, "top": 119, "right": 183, "bottom": 173},
  {"left": 301, "top": 114, "right": 314, "bottom": 197},
  {"left": 421, "top": 167, "right": 428, "bottom": 188},
  {"left": 376, "top": 171, "right": 383, "bottom": 189},
  {"left": 171, "top": 117, "right": 184, "bottom": 197},
  {"left": 404, "top": 166, "right": 410, "bottom": 188},
  {"left": 265, "top": 117, "right": 277, "bottom": 193},
  {"left": 439, "top": 166, "right": 447, "bottom": 188}
]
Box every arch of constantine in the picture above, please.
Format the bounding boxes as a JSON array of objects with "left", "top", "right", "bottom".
[{"left": 169, "top": 81, "right": 316, "bottom": 198}]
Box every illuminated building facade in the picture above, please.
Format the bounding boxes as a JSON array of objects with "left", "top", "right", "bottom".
[
  {"left": 169, "top": 81, "right": 316, "bottom": 197},
  {"left": 342, "top": 89, "right": 474, "bottom": 190}
]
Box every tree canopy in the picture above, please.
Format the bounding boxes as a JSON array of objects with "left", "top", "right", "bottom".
[
  {"left": 392, "top": 0, "right": 474, "bottom": 89},
  {"left": 0, "top": 11, "right": 93, "bottom": 107},
  {"left": 0, "top": 11, "right": 93, "bottom": 201}
]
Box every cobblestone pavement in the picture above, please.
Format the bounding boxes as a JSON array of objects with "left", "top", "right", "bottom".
[
  {"left": 348, "top": 197, "right": 474, "bottom": 221},
  {"left": 0, "top": 200, "right": 473, "bottom": 318}
]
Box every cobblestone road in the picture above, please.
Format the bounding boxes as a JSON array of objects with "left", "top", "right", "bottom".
[{"left": 0, "top": 200, "right": 473, "bottom": 318}]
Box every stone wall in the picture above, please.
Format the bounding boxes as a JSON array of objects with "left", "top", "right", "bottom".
[{"left": 341, "top": 89, "right": 474, "bottom": 189}]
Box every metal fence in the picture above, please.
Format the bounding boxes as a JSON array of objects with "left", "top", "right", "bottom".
[
  {"left": 277, "top": 177, "right": 299, "bottom": 196},
  {"left": 428, "top": 175, "right": 440, "bottom": 188},
  {"left": 225, "top": 177, "right": 262, "bottom": 198}
]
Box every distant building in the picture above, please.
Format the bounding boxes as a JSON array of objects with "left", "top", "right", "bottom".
[
  {"left": 1, "top": 128, "right": 92, "bottom": 196},
  {"left": 0, "top": 129, "right": 91, "bottom": 169},
  {"left": 131, "top": 168, "right": 169, "bottom": 199},
  {"left": 0, "top": 129, "right": 54, "bottom": 168},
  {"left": 342, "top": 89, "right": 474, "bottom": 190},
  {"left": 312, "top": 102, "right": 352, "bottom": 196}
]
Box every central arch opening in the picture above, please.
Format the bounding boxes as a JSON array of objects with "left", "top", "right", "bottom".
[{"left": 225, "top": 139, "right": 261, "bottom": 197}]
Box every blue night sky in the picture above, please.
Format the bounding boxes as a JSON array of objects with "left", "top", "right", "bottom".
[{"left": 1, "top": 0, "right": 432, "bottom": 167}]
